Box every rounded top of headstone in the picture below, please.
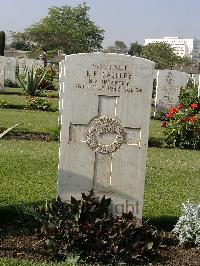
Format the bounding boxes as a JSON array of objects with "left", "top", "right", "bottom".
[{"left": 64, "top": 52, "right": 155, "bottom": 67}]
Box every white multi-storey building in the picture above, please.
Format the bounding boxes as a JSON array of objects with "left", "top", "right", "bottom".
[{"left": 144, "top": 37, "right": 200, "bottom": 62}]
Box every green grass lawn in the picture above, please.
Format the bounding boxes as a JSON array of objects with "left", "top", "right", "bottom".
[
  {"left": 0, "top": 139, "right": 199, "bottom": 225},
  {"left": 144, "top": 147, "right": 200, "bottom": 226},
  {"left": 1, "top": 87, "right": 59, "bottom": 97},
  {"left": 0, "top": 109, "right": 58, "bottom": 134},
  {"left": 0, "top": 94, "right": 59, "bottom": 110},
  {"left": 149, "top": 119, "right": 165, "bottom": 141},
  {"left": 0, "top": 107, "right": 163, "bottom": 139},
  {"left": 0, "top": 140, "right": 58, "bottom": 207},
  {"left": 0, "top": 258, "right": 77, "bottom": 266}
]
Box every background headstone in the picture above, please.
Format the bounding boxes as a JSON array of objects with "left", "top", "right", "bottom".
[
  {"left": 4, "top": 57, "right": 16, "bottom": 83},
  {"left": 155, "top": 69, "right": 190, "bottom": 110},
  {"left": 191, "top": 74, "right": 200, "bottom": 97},
  {"left": 192, "top": 74, "right": 200, "bottom": 87},
  {"left": 0, "top": 56, "right": 4, "bottom": 89},
  {"left": 58, "top": 60, "right": 65, "bottom": 125},
  {"left": 33, "top": 59, "right": 43, "bottom": 70},
  {"left": 19, "top": 59, "right": 43, "bottom": 74},
  {"left": 58, "top": 53, "right": 154, "bottom": 219}
]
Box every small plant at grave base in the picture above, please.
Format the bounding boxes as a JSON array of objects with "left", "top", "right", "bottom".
[
  {"left": 0, "top": 99, "right": 10, "bottom": 108},
  {"left": 17, "top": 67, "right": 46, "bottom": 96},
  {"left": 161, "top": 83, "right": 200, "bottom": 149},
  {"left": 173, "top": 200, "right": 200, "bottom": 246},
  {"left": 155, "top": 96, "right": 174, "bottom": 119},
  {"left": 26, "top": 96, "right": 53, "bottom": 111},
  {"left": 35, "top": 192, "right": 163, "bottom": 265},
  {"left": 36, "top": 66, "right": 57, "bottom": 90}
]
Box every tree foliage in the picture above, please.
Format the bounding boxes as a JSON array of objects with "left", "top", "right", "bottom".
[
  {"left": 128, "top": 41, "right": 143, "bottom": 57},
  {"left": 103, "top": 40, "right": 128, "bottom": 54},
  {"left": 0, "top": 31, "right": 5, "bottom": 56},
  {"left": 142, "top": 42, "right": 181, "bottom": 69},
  {"left": 10, "top": 31, "right": 31, "bottom": 51},
  {"left": 16, "top": 3, "right": 104, "bottom": 54}
]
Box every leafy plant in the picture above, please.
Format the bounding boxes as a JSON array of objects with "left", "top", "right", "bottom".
[
  {"left": 17, "top": 67, "right": 46, "bottom": 96},
  {"left": 36, "top": 193, "right": 163, "bottom": 265},
  {"left": 179, "top": 78, "right": 198, "bottom": 107},
  {"left": 173, "top": 200, "right": 200, "bottom": 246},
  {"left": 36, "top": 66, "right": 57, "bottom": 90},
  {"left": 26, "top": 96, "right": 53, "bottom": 111}
]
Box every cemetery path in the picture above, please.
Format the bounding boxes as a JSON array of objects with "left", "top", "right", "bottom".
[{"left": 0, "top": 225, "right": 200, "bottom": 265}]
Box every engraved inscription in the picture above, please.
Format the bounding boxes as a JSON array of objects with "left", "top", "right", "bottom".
[
  {"left": 85, "top": 116, "right": 124, "bottom": 154},
  {"left": 166, "top": 72, "right": 174, "bottom": 85},
  {"left": 75, "top": 64, "right": 142, "bottom": 94}
]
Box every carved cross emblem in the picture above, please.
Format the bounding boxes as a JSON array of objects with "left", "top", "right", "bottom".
[{"left": 68, "top": 95, "right": 142, "bottom": 193}]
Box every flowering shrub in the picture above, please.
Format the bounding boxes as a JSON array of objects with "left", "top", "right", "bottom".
[
  {"left": 173, "top": 200, "right": 200, "bottom": 246},
  {"left": 162, "top": 86, "right": 200, "bottom": 149},
  {"left": 0, "top": 99, "right": 10, "bottom": 108},
  {"left": 26, "top": 96, "right": 53, "bottom": 111}
]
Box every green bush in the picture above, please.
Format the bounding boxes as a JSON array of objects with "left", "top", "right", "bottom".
[
  {"left": 36, "top": 193, "right": 163, "bottom": 265},
  {"left": 26, "top": 96, "right": 53, "bottom": 111}
]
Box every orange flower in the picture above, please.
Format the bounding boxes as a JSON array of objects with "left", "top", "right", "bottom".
[{"left": 188, "top": 116, "right": 197, "bottom": 124}]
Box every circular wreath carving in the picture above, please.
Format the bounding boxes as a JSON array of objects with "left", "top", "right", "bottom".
[{"left": 85, "top": 116, "right": 124, "bottom": 154}]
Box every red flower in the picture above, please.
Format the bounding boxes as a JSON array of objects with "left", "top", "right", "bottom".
[
  {"left": 161, "top": 121, "right": 168, "bottom": 128},
  {"left": 188, "top": 116, "right": 197, "bottom": 124},
  {"left": 169, "top": 107, "right": 179, "bottom": 115},
  {"left": 190, "top": 103, "right": 199, "bottom": 109},
  {"left": 178, "top": 103, "right": 184, "bottom": 110},
  {"left": 166, "top": 107, "right": 179, "bottom": 119},
  {"left": 166, "top": 113, "right": 174, "bottom": 119}
]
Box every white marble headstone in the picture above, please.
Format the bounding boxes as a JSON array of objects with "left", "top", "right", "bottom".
[
  {"left": 155, "top": 70, "right": 190, "bottom": 110},
  {"left": 191, "top": 74, "right": 200, "bottom": 97},
  {"left": 0, "top": 56, "right": 4, "bottom": 89},
  {"left": 19, "top": 59, "right": 43, "bottom": 74},
  {"left": 4, "top": 57, "right": 16, "bottom": 83},
  {"left": 58, "top": 53, "right": 154, "bottom": 219},
  {"left": 18, "top": 58, "right": 26, "bottom": 74},
  {"left": 192, "top": 74, "right": 200, "bottom": 87},
  {"left": 58, "top": 60, "right": 65, "bottom": 125},
  {"left": 33, "top": 60, "right": 43, "bottom": 70}
]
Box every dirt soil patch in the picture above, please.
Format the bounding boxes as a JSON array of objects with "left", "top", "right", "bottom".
[
  {"left": 0, "top": 225, "right": 200, "bottom": 265},
  {"left": 0, "top": 129, "right": 53, "bottom": 141}
]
